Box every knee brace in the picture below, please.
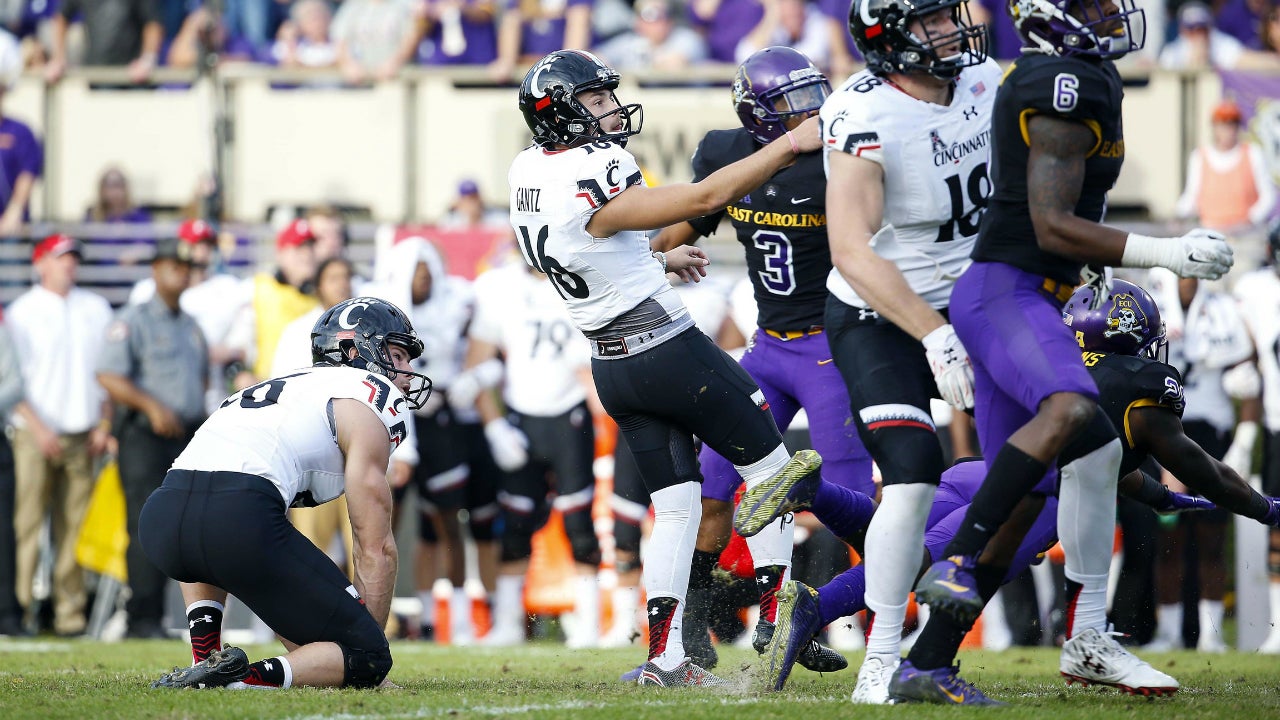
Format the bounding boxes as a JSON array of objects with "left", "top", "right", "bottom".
[
  {"left": 860, "top": 410, "right": 944, "bottom": 486},
  {"left": 563, "top": 508, "right": 601, "bottom": 566},
  {"left": 340, "top": 643, "right": 392, "bottom": 688}
]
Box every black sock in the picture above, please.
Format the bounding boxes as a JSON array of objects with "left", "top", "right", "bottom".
[
  {"left": 756, "top": 565, "right": 786, "bottom": 624},
  {"left": 243, "top": 657, "right": 288, "bottom": 687},
  {"left": 186, "top": 603, "right": 224, "bottom": 664},
  {"left": 689, "top": 549, "right": 719, "bottom": 590},
  {"left": 944, "top": 444, "right": 1048, "bottom": 558},
  {"left": 908, "top": 564, "right": 1008, "bottom": 671},
  {"left": 647, "top": 596, "right": 681, "bottom": 661}
]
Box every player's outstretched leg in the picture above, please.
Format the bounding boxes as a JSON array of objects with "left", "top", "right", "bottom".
[
  {"left": 753, "top": 589, "right": 847, "bottom": 679},
  {"left": 1059, "top": 628, "right": 1179, "bottom": 697},
  {"left": 734, "top": 450, "right": 822, "bottom": 537},
  {"left": 151, "top": 646, "right": 250, "bottom": 689},
  {"left": 888, "top": 659, "right": 1005, "bottom": 706}
]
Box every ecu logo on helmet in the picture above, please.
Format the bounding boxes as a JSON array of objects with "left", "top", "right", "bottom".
[{"left": 1104, "top": 294, "right": 1147, "bottom": 341}]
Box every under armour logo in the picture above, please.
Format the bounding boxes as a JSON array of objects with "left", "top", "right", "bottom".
[
  {"left": 757, "top": 576, "right": 770, "bottom": 585},
  {"left": 650, "top": 607, "right": 660, "bottom": 616},
  {"left": 858, "top": 308, "right": 879, "bottom": 321},
  {"left": 189, "top": 614, "right": 212, "bottom": 628},
  {"left": 963, "top": 106, "right": 978, "bottom": 120},
  {"left": 1083, "top": 654, "right": 1106, "bottom": 674},
  {"left": 264, "top": 661, "right": 274, "bottom": 671}
]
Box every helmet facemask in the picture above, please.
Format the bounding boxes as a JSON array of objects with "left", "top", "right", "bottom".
[
  {"left": 563, "top": 84, "right": 644, "bottom": 147},
  {"left": 851, "top": 0, "right": 988, "bottom": 80},
  {"left": 1011, "top": 0, "right": 1145, "bottom": 60},
  {"left": 902, "top": 4, "right": 989, "bottom": 80}
]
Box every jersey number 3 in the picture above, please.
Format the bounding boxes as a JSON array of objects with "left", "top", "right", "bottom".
[{"left": 517, "top": 225, "right": 590, "bottom": 300}]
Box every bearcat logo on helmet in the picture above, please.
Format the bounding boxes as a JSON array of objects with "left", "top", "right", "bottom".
[
  {"left": 848, "top": 0, "right": 988, "bottom": 79},
  {"left": 518, "top": 50, "right": 643, "bottom": 149}
]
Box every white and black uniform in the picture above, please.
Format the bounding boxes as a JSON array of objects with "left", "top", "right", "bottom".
[
  {"left": 1234, "top": 268, "right": 1280, "bottom": 497},
  {"left": 508, "top": 140, "right": 783, "bottom": 493},
  {"left": 820, "top": 57, "right": 1001, "bottom": 487},
  {"left": 139, "top": 366, "right": 407, "bottom": 654},
  {"left": 470, "top": 263, "right": 599, "bottom": 564},
  {"left": 372, "top": 238, "right": 499, "bottom": 540}
]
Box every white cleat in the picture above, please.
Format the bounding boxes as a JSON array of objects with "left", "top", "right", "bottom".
[
  {"left": 850, "top": 654, "right": 899, "bottom": 705},
  {"left": 1060, "top": 628, "right": 1179, "bottom": 697},
  {"left": 1258, "top": 629, "right": 1280, "bottom": 654},
  {"left": 480, "top": 624, "right": 526, "bottom": 647}
]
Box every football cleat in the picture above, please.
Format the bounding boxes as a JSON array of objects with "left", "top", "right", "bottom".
[
  {"left": 755, "top": 582, "right": 846, "bottom": 691},
  {"left": 851, "top": 654, "right": 899, "bottom": 705},
  {"left": 914, "top": 554, "right": 983, "bottom": 625},
  {"left": 637, "top": 659, "right": 727, "bottom": 687},
  {"left": 150, "top": 646, "right": 249, "bottom": 689},
  {"left": 1060, "top": 627, "right": 1179, "bottom": 697},
  {"left": 619, "top": 664, "right": 645, "bottom": 683},
  {"left": 889, "top": 660, "right": 1004, "bottom": 705},
  {"left": 733, "top": 449, "right": 822, "bottom": 537}
]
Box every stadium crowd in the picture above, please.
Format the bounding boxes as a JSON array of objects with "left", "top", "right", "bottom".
[{"left": 1, "top": 0, "right": 1280, "bottom": 704}]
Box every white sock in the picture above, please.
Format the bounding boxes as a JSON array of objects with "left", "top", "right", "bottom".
[
  {"left": 645, "top": 481, "right": 702, "bottom": 670},
  {"left": 1058, "top": 440, "right": 1122, "bottom": 636},
  {"left": 492, "top": 574, "right": 525, "bottom": 632},
  {"left": 611, "top": 585, "right": 640, "bottom": 636},
  {"left": 571, "top": 573, "right": 601, "bottom": 641},
  {"left": 417, "top": 590, "right": 435, "bottom": 627},
  {"left": 451, "top": 587, "right": 472, "bottom": 641},
  {"left": 1154, "top": 602, "right": 1182, "bottom": 644},
  {"left": 1198, "top": 599, "right": 1225, "bottom": 646},
  {"left": 744, "top": 516, "right": 795, "bottom": 569},
  {"left": 863, "top": 482, "right": 936, "bottom": 659},
  {"left": 735, "top": 444, "right": 791, "bottom": 491}
]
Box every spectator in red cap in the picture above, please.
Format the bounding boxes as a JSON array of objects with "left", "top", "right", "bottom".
[
  {"left": 1176, "top": 99, "right": 1276, "bottom": 271},
  {"left": 128, "top": 219, "right": 250, "bottom": 414},
  {"left": 225, "top": 219, "right": 320, "bottom": 390},
  {"left": 5, "top": 233, "right": 113, "bottom": 636}
]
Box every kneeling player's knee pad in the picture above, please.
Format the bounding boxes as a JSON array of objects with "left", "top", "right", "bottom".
[
  {"left": 563, "top": 509, "right": 601, "bottom": 566},
  {"left": 862, "top": 415, "right": 943, "bottom": 486},
  {"left": 340, "top": 643, "right": 392, "bottom": 688}
]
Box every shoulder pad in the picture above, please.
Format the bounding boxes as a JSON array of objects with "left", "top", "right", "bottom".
[{"left": 572, "top": 144, "right": 644, "bottom": 212}]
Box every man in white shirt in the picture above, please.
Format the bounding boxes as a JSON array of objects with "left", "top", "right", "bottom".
[{"left": 5, "top": 234, "right": 113, "bottom": 636}]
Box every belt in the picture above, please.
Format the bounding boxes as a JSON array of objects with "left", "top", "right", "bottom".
[
  {"left": 589, "top": 316, "right": 693, "bottom": 359},
  {"left": 1040, "top": 277, "right": 1075, "bottom": 304},
  {"left": 764, "top": 325, "right": 824, "bottom": 341}
]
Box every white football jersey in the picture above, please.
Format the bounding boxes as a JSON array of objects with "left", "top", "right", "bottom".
[
  {"left": 508, "top": 142, "right": 685, "bottom": 332},
  {"left": 821, "top": 58, "right": 1001, "bottom": 309},
  {"left": 1234, "top": 268, "right": 1280, "bottom": 430},
  {"left": 172, "top": 366, "right": 410, "bottom": 508},
  {"left": 470, "top": 264, "right": 591, "bottom": 417}
]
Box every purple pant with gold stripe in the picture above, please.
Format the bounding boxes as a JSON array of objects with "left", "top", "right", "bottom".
[
  {"left": 699, "top": 329, "right": 874, "bottom": 500},
  {"left": 949, "top": 261, "right": 1097, "bottom": 492}
]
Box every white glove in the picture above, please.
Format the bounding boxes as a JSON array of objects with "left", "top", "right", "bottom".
[
  {"left": 484, "top": 418, "right": 529, "bottom": 472},
  {"left": 922, "top": 324, "right": 975, "bottom": 411},
  {"left": 1223, "top": 421, "right": 1259, "bottom": 479},
  {"left": 1222, "top": 362, "right": 1262, "bottom": 400},
  {"left": 1122, "top": 229, "right": 1234, "bottom": 280},
  {"left": 448, "top": 358, "right": 505, "bottom": 412}
]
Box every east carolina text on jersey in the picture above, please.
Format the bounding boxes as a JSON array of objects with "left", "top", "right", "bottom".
[
  {"left": 819, "top": 57, "right": 1003, "bottom": 310},
  {"left": 172, "top": 366, "right": 409, "bottom": 508},
  {"left": 687, "top": 127, "right": 832, "bottom": 331}
]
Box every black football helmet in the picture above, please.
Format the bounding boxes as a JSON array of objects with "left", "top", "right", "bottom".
[
  {"left": 311, "top": 297, "right": 432, "bottom": 409},
  {"left": 518, "top": 50, "right": 643, "bottom": 149},
  {"left": 849, "top": 0, "right": 988, "bottom": 80}
]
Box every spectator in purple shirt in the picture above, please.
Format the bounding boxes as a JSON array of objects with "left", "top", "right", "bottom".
[
  {"left": 84, "top": 166, "right": 152, "bottom": 264},
  {"left": 417, "top": 0, "right": 499, "bottom": 65},
  {"left": 489, "top": 0, "right": 593, "bottom": 80},
  {"left": 1216, "top": 0, "right": 1272, "bottom": 48},
  {"left": 0, "top": 30, "right": 40, "bottom": 239},
  {"left": 690, "top": 0, "right": 763, "bottom": 63},
  {"left": 971, "top": 0, "right": 1022, "bottom": 59},
  {"left": 820, "top": 0, "right": 860, "bottom": 79}
]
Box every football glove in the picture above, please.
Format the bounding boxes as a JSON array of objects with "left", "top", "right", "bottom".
[
  {"left": 922, "top": 324, "right": 975, "bottom": 411},
  {"left": 1155, "top": 489, "right": 1216, "bottom": 514},
  {"left": 1123, "top": 229, "right": 1234, "bottom": 280},
  {"left": 484, "top": 418, "right": 529, "bottom": 472}
]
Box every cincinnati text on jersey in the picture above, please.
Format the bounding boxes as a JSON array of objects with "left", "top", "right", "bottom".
[
  {"left": 724, "top": 206, "right": 826, "bottom": 228},
  {"left": 933, "top": 128, "right": 991, "bottom": 167}
]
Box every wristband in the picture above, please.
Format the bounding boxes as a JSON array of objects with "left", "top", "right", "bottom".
[
  {"left": 784, "top": 130, "right": 800, "bottom": 155},
  {"left": 652, "top": 250, "right": 667, "bottom": 272}
]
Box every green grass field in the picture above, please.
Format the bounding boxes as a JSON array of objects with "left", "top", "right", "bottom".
[{"left": 1, "top": 639, "right": 1278, "bottom": 719}]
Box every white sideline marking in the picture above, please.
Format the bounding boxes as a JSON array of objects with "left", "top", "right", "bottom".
[{"left": 286, "top": 696, "right": 776, "bottom": 720}]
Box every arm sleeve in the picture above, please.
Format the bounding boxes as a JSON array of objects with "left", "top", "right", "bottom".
[{"left": 1175, "top": 149, "right": 1201, "bottom": 220}]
